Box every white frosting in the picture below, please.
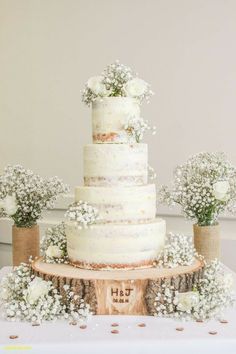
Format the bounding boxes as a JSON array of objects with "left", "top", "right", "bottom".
[
  {"left": 84, "top": 143, "right": 148, "bottom": 186},
  {"left": 66, "top": 219, "right": 166, "bottom": 267},
  {"left": 92, "top": 97, "right": 140, "bottom": 143},
  {"left": 75, "top": 184, "right": 156, "bottom": 222}
]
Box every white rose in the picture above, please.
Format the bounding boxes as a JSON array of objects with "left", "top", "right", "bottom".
[
  {"left": 46, "top": 245, "right": 63, "bottom": 258},
  {"left": 175, "top": 291, "right": 199, "bottom": 313},
  {"left": 213, "top": 181, "right": 230, "bottom": 202},
  {"left": 124, "top": 78, "right": 148, "bottom": 97},
  {"left": 87, "top": 76, "right": 108, "bottom": 96},
  {"left": 0, "top": 195, "right": 18, "bottom": 216},
  {"left": 27, "top": 277, "right": 50, "bottom": 304}
]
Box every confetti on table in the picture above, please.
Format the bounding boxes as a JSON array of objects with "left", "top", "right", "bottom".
[
  {"left": 111, "top": 330, "right": 119, "bottom": 334},
  {"left": 69, "top": 321, "right": 77, "bottom": 326},
  {"left": 209, "top": 331, "right": 217, "bottom": 335},
  {"left": 9, "top": 335, "right": 18, "bottom": 339},
  {"left": 196, "top": 319, "right": 204, "bottom": 323},
  {"left": 111, "top": 323, "right": 119, "bottom": 327},
  {"left": 176, "top": 327, "right": 184, "bottom": 332},
  {"left": 138, "top": 323, "right": 146, "bottom": 327},
  {"left": 220, "top": 320, "right": 228, "bottom": 324},
  {"left": 80, "top": 325, "right": 87, "bottom": 329},
  {"left": 32, "top": 323, "right": 40, "bottom": 327}
]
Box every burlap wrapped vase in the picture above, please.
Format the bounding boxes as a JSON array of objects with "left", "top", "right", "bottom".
[
  {"left": 12, "top": 225, "right": 40, "bottom": 266},
  {"left": 193, "top": 223, "right": 220, "bottom": 263}
]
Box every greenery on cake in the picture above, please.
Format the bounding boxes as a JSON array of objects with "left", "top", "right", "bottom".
[
  {"left": 159, "top": 152, "right": 236, "bottom": 226},
  {"left": 0, "top": 263, "right": 91, "bottom": 324},
  {"left": 153, "top": 260, "right": 235, "bottom": 321},
  {"left": 0, "top": 165, "right": 69, "bottom": 228},
  {"left": 65, "top": 201, "right": 99, "bottom": 228},
  {"left": 82, "top": 60, "right": 154, "bottom": 106},
  {"left": 41, "top": 222, "right": 68, "bottom": 264}
]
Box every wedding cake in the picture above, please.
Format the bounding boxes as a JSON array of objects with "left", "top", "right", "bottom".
[{"left": 65, "top": 95, "right": 166, "bottom": 270}]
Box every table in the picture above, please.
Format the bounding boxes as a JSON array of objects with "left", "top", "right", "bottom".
[{"left": 1, "top": 266, "right": 236, "bottom": 354}]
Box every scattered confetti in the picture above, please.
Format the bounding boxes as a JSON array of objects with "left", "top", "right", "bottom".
[
  {"left": 176, "top": 327, "right": 184, "bottom": 332},
  {"left": 69, "top": 321, "right": 77, "bottom": 326},
  {"left": 32, "top": 323, "right": 40, "bottom": 327},
  {"left": 111, "top": 323, "right": 119, "bottom": 327},
  {"left": 111, "top": 330, "right": 119, "bottom": 334},
  {"left": 80, "top": 325, "right": 87, "bottom": 329},
  {"left": 220, "top": 320, "right": 228, "bottom": 324},
  {"left": 138, "top": 323, "right": 146, "bottom": 327},
  {"left": 196, "top": 319, "right": 204, "bottom": 323},
  {"left": 209, "top": 331, "right": 217, "bottom": 335},
  {"left": 9, "top": 335, "right": 18, "bottom": 339}
]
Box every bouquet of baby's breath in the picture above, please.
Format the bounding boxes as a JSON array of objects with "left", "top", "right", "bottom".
[
  {"left": 159, "top": 152, "right": 236, "bottom": 226},
  {"left": 0, "top": 263, "right": 91, "bottom": 324},
  {"left": 82, "top": 60, "right": 153, "bottom": 106},
  {"left": 0, "top": 165, "right": 69, "bottom": 228}
]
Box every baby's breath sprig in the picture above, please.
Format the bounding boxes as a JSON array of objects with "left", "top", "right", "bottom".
[
  {"left": 65, "top": 201, "right": 99, "bottom": 228},
  {"left": 124, "top": 117, "right": 156, "bottom": 143},
  {"left": 41, "top": 222, "right": 68, "bottom": 264},
  {"left": 155, "top": 232, "right": 196, "bottom": 268}
]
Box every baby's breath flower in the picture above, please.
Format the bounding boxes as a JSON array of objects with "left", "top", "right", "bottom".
[
  {"left": 65, "top": 201, "right": 99, "bottom": 228},
  {"left": 0, "top": 165, "right": 69, "bottom": 227},
  {"left": 158, "top": 152, "right": 236, "bottom": 226},
  {"left": 124, "top": 117, "right": 156, "bottom": 143},
  {"left": 41, "top": 222, "right": 68, "bottom": 264},
  {"left": 82, "top": 60, "right": 153, "bottom": 106}
]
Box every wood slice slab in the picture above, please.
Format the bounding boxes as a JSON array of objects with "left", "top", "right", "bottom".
[{"left": 32, "top": 258, "right": 204, "bottom": 316}]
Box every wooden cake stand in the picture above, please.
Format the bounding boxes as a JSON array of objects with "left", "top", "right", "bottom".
[{"left": 32, "top": 258, "right": 204, "bottom": 316}]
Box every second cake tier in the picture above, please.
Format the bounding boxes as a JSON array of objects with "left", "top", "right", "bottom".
[{"left": 84, "top": 143, "right": 148, "bottom": 187}]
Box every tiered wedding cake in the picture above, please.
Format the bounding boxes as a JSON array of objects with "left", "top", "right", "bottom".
[{"left": 65, "top": 97, "right": 166, "bottom": 270}]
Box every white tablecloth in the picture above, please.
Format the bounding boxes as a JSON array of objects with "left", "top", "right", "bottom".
[{"left": 1, "top": 266, "right": 236, "bottom": 354}]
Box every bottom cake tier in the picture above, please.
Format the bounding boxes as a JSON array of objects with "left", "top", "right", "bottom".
[
  {"left": 32, "top": 258, "right": 204, "bottom": 316},
  {"left": 65, "top": 218, "right": 166, "bottom": 270}
]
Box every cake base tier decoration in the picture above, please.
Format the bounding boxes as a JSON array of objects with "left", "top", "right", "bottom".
[
  {"left": 66, "top": 218, "right": 166, "bottom": 270},
  {"left": 75, "top": 184, "right": 156, "bottom": 223},
  {"left": 32, "top": 257, "right": 204, "bottom": 316}
]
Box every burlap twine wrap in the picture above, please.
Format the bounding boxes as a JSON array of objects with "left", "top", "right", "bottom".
[
  {"left": 193, "top": 223, "right": 220, "bottom": 263},
  {"left": 12, "top": 225, "right": 40, "bottom": 266}
]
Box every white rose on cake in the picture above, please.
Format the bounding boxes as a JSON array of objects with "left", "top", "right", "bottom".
[
  {"left": 27, "top": 277, "right": 51, "bottom": 304},
  {"left": 0, "top": 195, "right": 18, "bottom": 216},
  {"left": 46, "top": 245, "right": 63, "bottom": 259},
  {"left": 212, "top": 181, "right": 230, "bottom": 202},
  {"left": 174, "top": 291, "right": 199, "bottom": 313},
  {"left": 124, "top": 78, "right": 148, "bottom": 97},
  {"left": 87, "top": 76, "right": 108, "bottom": 96}
]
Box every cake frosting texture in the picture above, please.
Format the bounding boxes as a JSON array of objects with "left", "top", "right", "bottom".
[
  {"left": 84, "top": 143, "right": 148, "bottom": 186},
  {"left": 66, "top": 96, "right": 166, "bottom": 270},
  {"left": 66, "top": 219, "right": 166, "bottom": 270},
  {"left": 75, "top": 184, "right": 156, "bottom": 222},
  {"left": 92, "top": 97, "right": 140, "bottom": 143}
]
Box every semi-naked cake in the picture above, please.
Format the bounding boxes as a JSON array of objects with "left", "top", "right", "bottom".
[{"left": 65, "top": 96, "right": 166, "bottom": 270}]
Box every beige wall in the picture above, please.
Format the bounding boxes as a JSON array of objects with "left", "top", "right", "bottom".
[{"left": 1, "top": 0, "right": 236, "bottom": 267}]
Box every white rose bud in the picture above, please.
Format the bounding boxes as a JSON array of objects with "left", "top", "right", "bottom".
[
  {"left": 124, "top": 78, "right": 148, "bottom": 97},
  {"left": 0, "top": 195, "right": 18, "bottom": 216},
  {"left": 46, "top": 245, "right": 63, "bottom": 258},
  {"left": 27, "top": 277, "right": 50, "bottom": 304},
  {"left": 175, "top": 291, "right": 199, "bottom": 313},
  {"left": 212, "top": 181, "right": 230, "bottom": 202},
  {"left": 87, "top": 76, "right": 108, "bottom": 96}
]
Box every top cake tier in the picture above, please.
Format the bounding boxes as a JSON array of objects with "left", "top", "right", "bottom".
[{"left": 92, "top": 97, "right": 140, "bottom": 144}]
